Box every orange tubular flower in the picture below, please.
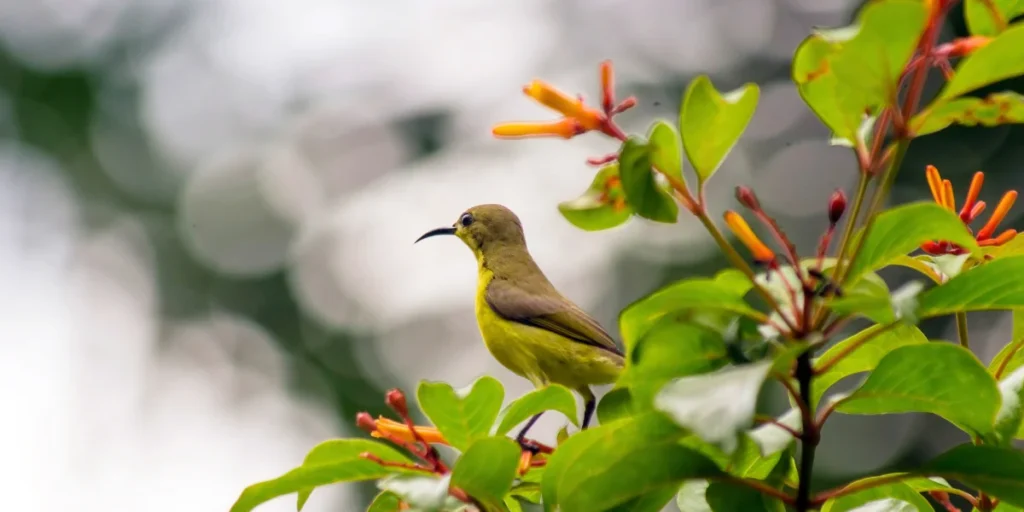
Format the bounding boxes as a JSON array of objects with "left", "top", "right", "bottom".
[
  {"left": 492, "top": 118, "right": 583, "bottom": 139},
  {"left": 724, "top": 211, "right": 776, "bottom": 262},
  {"left": 370, "top": 417, "right": 449, "bottom": 446},
  {"left": 922, "top": 165, "right": 1018, "bottom": 255}
]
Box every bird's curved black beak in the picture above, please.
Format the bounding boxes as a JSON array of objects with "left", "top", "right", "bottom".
[{"left": 415, "top": 226, "right": 456, "bottom": 243}]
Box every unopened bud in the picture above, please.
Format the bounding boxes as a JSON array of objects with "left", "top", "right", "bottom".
[
  {"left": 828, "top": 189, "right": 847, "bottom": 226},
  {"left": 735, "top": 186, "right": 760, "bottom": 210},
  {"left": 356, "top": 412, "right": 378, "bottom": 434},
  {"left": 385, "top": 388, "right": 409, "bottom": 417}
]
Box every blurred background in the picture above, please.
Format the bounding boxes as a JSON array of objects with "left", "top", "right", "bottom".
[{"left": 1, "top": 0, "right": 1021, "bottom": 510}]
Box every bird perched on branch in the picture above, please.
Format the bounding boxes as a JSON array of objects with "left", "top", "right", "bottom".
[{"left": 416, "top": 204, "right": 624, "bottom": 447}]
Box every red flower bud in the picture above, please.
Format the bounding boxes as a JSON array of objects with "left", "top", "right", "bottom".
[
  {"left": 828, "top": 189, "right": 847, "bottom": 226},
  {"left": 735, "top": 186, "right": 760, "bottom": 210},
  {"left": 385, "top": 388, "right": 409, "bottom": 417},
  {"left": 356, "top": 412, "right": 378, "bottom": 434}
]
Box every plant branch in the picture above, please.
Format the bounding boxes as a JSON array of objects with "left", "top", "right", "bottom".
[
  {"left": 795, "top": 353, "right": 819, "bottom": 512},
  {"left": 719, "top": 476, "right": 795, "bottom": 505},
  {"left": 994, "top": 339, "right": 1024, "bottom": 379},
  {"left": 814, "top": 322, "right": 900, "bottom": 375},
  {"left": 755, "top": 414, "right": 802, "bottom": 439},
  {"left": 956, "top": 311, "right": 970, "bottom": 349},
  {"left": 810, "top": 473, "right": 911, "bottom": 505}
]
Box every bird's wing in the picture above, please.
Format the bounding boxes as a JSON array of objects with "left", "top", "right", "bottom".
[{"left": 485, "top": 278, "right": 623, "bottom": 356}]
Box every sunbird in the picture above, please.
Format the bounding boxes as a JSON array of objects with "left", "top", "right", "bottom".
[{"left": 416, "top": 204, "right": 625, "bottom": 444}]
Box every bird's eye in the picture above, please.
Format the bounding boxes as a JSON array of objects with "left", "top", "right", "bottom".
[{"left": 459, "top": 213, "right": 474, "bottom": 227}]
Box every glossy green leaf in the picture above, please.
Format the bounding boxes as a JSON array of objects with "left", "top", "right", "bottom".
[
  {"left": 679, "top": 75, "right": 759, "bottom": 182},
  {"left": 919, "top": 256, "right": 1024, "bottom": 317},
  {"left": 939, "top": 23, "right": 1024, "bottom": 100},
  {"left": 622, "top": 319, "right": 730, "bottom": 408},
  {"left": 604, "top": 488, "right": 680, "bottom": 512},
  {"left": 846, "top": 202, "right": 979, "bottom": 285},
  {"left": 618, "top": 136, "right": 678, "bottom": 223},
  {"left": 417, "top": 376, "right": 504, "bottom": 451},
  {"left": 995, "top": 366, "right": 1024, "bottom": 441},
  {"left": 813, "top": 324, "right": 928, "bottom": 406},
  {"left": 541, "top": 412, "right": 720, "bottom": 512},
  {"left": 559, "top": 164, "right": 632, "bottom": 232},
  {"left": 619, "top": 276, "right": 762, "bottom": 349},
  {"left": 964, "top": 0, "right": 1024, "bottom": 36},
  {"left": 821, "top": 475, "right": 943, "bottom": 512},
  {"left": 231, "top": 439, "right": 417, "bottom": 512},
  {"left": 647, "top": 120, "right": 684, "bottom": 180},
  {"left": 493, "top": 385, "right": 579, "bottom": 435},
  {"left": 366, "top": 491, "right": 403, "bottom": 512},
  {"left": 836, "top": 344, "right": 1001, "bottom": 438},
  {"left": 791, "top": 0, "right": 928, "bottom": 143},
  {"left": 922, "top": 444, "right": 1024, "bottom": 507},
  {"left": 451, "top": 437, "right": 521, "bottom": 509},
  {"left": 377, "top": 474, "right": 466, "bottom": 511},
  {"left": 912, "top": 91, "right": 1024, "bottom": 136},
  {"left": 654, "top": 361, "right": 772, "bottom": 454}
]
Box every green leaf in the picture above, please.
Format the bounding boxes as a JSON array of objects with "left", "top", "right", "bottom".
[
  {"left": 836, "top": 343, "right": 1001, "bottom": 439},
  {"left": 791, "top": 0, "right": 928, "bottom": 144},
  {"left": 922, "top": 444, "right": 1024, "bottom": 508},
  {"left": 821, "top": 476, "right": 936, "bottom": 512},
  {"left": 812, "top": 324, "right": 928, "bottom": 406},
  {"left": 604, "top": 488, "right": 680, "bottom": 512},
  {"left": 965, "top": 0, "right": 1024, "bottom": 36},
  {"left": 647, "top": 120, "right": 684, "bottom": 180},
  {"left": 559, "top": 164, "right": 632, "bottom": 232},
  {"left": 622, "top": 319, "right": 730, "bottom": 408},
  {"left": 706, "top": 482, "right": 784, "bottom": 511},
  {"left": 597, "top": 387, "right": 633, "bottom": 425},
  {"left": 748, "top": 409, "right": 803, "bottom": 458},
  {"left": 417, "top": 377, "right": 504, "bottom": 451},
  {"left": 912, "top": 91, "right": 1024, "bottom": 136},
  {"left": 493, "top": 385, "right": 579, "bottom": 435},
  {"left": 619, "top": 276, "right": 762, "bottom": 350},
  {"left": 990, "top": 334, "right": 1024, "bottom": 387},
  {"left": 939, "top": 23, "right": 1024, "bottom": 100},
  {"left": 678, "top": 75, "right": 759, "bottom": 183},
  {"left": 231, "top": 439, "right": 417, "bottom": 512},
  {"left": 377, "top": 474, "right": 466, "bottom": 511},
  {"left": 541, "top": 412, "right": 721, "bottom": 512},
  {"left": 617, "top": 136, "right": 678, "bottom": 223},
  {"left": 995, "top": 366, "right": 1024, "bottom": 442},
  {"left": 451, "top": 437, "right": 521, "bottom": 509},
  {"left": 367, "top": 491, "right": 404, "bottom": 512},
  {"left": 846, "top": 202, "right": 979, "bottom": 285},
  {"left": 677, "top": 480, "right": 713, "bottom": 512},
  {"left": 919, "top": 256, "right": 1024, "bottom": 317},
  {"left": 654, "top": 361, "right": 772, "bottom": 454}
]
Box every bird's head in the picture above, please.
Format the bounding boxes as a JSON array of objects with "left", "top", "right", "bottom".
[{"left": 415, "top": 204, "right": 528, "bottom": 257}]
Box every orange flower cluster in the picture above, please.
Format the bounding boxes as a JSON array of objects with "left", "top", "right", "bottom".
[
  {"left": 367, "top": 416, "right": 448, "bottom": 445},
  {"left": 922, "top": 165, "right": 1017, "bottom": 255},
  {"left": 492, "top": 61, "right": 634, "bottom": 140}
]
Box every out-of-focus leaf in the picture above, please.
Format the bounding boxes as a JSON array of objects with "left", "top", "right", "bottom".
[
  {"left": 654, "top": 361, "right": 772, "bottom": 454},
  {"left": 921, "top": 444, "right": 1024, "bottom": 507},
  {"left": 791, "top": 0, "right": 928, "bottom": 144},
  {"left": 622, "top": 319, "right": 730, "bottom": 408},
  {"left": 618, "top": 136, "right": 678, "bottom": 223},
  {"left": 647, "top": 120, "right": 684, "bottom": 180},
  {"left": 559, "top": 164, "right": 632, "bottom": 231},
  {"left": 964, "top": 0, "right": 1024, "bottom": 36}
]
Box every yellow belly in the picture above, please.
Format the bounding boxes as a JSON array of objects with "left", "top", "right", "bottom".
[{"left": 474, "top": 271, "right": 623, "bottom": 391}]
